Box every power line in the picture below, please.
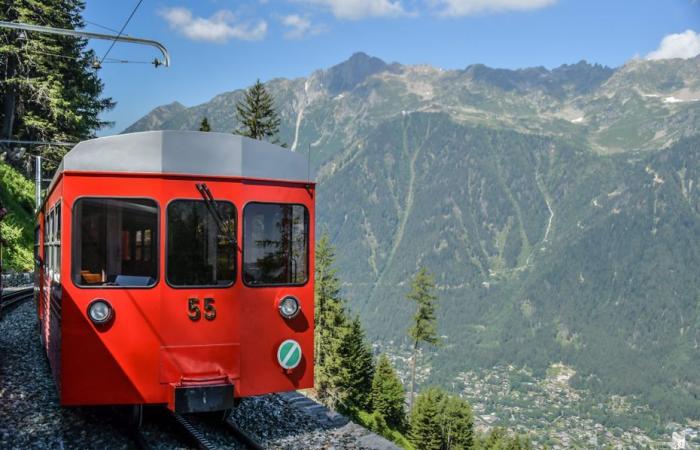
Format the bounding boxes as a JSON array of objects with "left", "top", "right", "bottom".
[
  {"left": 0, "top": 139, "right": 75, "bottom": 147},
  {"left": 23, "top": 47, "right": 81, "bottom": 62},
  {"left": 103, "top": 58, "right": 153, "bottom": 64},
  {"left": 23, "top": 47, "right": 155, "bottom": 66},
  {"left": 99, "top": 0, "right": 144, "bottom": 66},
  {"left": 84, "top": 20, "right": 126, "bottom": 35}
]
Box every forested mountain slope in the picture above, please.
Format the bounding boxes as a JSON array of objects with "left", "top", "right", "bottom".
[{"left": 126, "top": 53, "right": 700, "bottom": 420}]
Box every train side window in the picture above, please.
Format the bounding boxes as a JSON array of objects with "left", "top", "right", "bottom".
[
  {"left": 72, "top": 198, "right": 159, "bottom": 288},
  {"left": 43, "top": 213, "right": 48, "bottom": 274},
  {"left": 166, "top": 200, "right": 236, "bottom": 287},
  {"left": 54, "top": 203, "right": 61, "bottom": 282},
  {"left": 243, "top": 203, "right": 309, "bottom": 286},
  {"left": 47, "top": 210, "right": 54, "bottom": 275},
  {"left": 34, "top": 226, "right": 41, "bottom": 267}
]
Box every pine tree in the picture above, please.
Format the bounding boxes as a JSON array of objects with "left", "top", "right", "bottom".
[
  {"left": 314, "top": 234, "right": 350, "bottom": 407},
  {"left": 475, "top": 428, "right": 532, "bottom": 450},
  {"left": 409, "top": 387, "right": 474, "bottom": 450},
  {"left": 234, "top": 79, "right": 282, "bottom": 143},
  {"left": 337, "top": 316, "right": 374, "bottom": 410},
  {"left": 199, "top": 117, "right": 211, "bottom": 132},
  {"left": 441, "top": 394, "right": 474, "bottom": 450},
  {"left": 409, "top": 387, "right": 445, "bottom": 450},
  {"left": 1, "top": 1, "right": 114, "bottom": 172},
  {"left": 371, "top": 354, "right": 406, "bottom": 430},
  {"left": 406, "top": 267, "right": 439, "bottom": 409}
]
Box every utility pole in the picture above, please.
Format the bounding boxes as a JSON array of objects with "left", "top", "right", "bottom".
[{"left": 0, "top": 20, "right": 170, "bottom": 67}]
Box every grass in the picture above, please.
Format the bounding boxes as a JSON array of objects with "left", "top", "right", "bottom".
[{"left": 0, "top": 161, "right": 35, "bottom": 271}]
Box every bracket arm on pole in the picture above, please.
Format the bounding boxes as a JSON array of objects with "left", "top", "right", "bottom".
[{"left": 0, "top": 20, "right": 170, "bottom": 67}]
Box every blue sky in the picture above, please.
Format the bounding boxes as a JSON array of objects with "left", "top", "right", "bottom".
[{"left": 82, "top": 0, "right": 700, "bottom": 134}]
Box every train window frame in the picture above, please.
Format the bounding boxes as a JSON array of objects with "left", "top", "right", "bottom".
[
  {"left": 43, "top": 211, "right": 48, "bottom": 274},
  {"left": 52, "top": 202, "right": 61, "bottom": 283},
  {"left": 165, "top": 198, "right": 238, "bottom": 289},
  {"left": 71, "top": 196, "right": 161, "bottom": 290},
  {"left": 241, "top": 201, "right": 310, "bottom": 288},
  {"left": 34, "top": 225, "right": 41, "bottom": 267},
  {"left": 47, "top": 209, "right": 54, "bottom": 277}
]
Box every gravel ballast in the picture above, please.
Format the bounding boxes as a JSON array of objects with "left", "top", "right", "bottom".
[
  {"left": 0, "top": 299, "right": 397, "bottom": 449},
  {"left": 0, "top": 298, "right": 131, "bottom": 449}
]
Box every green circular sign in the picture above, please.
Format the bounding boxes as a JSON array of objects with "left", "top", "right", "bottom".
[{"left": 277, "top": 339, "right": 302, "bottom": 369}]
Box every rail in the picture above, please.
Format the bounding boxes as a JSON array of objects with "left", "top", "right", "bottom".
[
  {"left": 0, "top": 287, "right": 33, "bottom": 320},
  {"left": 131, "top": 408, "right": 266, "bottom": 450}
]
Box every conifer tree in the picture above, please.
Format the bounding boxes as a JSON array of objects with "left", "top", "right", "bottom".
[
  {"left": 406, "top": 267, "right": 439, "bottom": 409},
  {"left": 475, "top": 427, "right": 532, "bottom": 450},
  {"left": 234, "top": 79, "right": 282, "bottom": 143},
  {"left": 409, "top": 387, "right": 445, "bottom": 450},
  {"left": 441, "top": 394, "right": 474, "bottom": 450},
  {"left": 1, "top": 1, "right": 114, "bottom": 171},
  {"left": 409, "top": 387, "right": 474, "bottom": 450},
  {"left": 314, "top": 234, "right": 350, "bottom": 407},
  {"left": 337, "top": 316, "right": 374, "bottom": 410},
  {"left": 199, "top": 117, "right": 211, "bottom": 132},
  {"left": 371, "top": 354, "right": 406, "bottom": 430}
]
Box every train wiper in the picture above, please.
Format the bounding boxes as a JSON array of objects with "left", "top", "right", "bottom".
[{"left": 195, "top": 183, "right": 237, "bottom": 248}]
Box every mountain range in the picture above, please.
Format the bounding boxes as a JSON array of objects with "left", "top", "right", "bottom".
[{"left": 125, "top": 52, "right": 700, "bottom": 423}]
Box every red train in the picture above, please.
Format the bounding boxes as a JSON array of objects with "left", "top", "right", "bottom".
[{"left": 34, "top": 131, "right": 315, "bottom": 417}]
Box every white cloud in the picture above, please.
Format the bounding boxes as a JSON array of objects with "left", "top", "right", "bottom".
[
  {"left": 431, "top": 0, "right": 556, "bottom": 16},
  {"left": 646, "top": 30, "right": 700, "bottom": 60},
  {"left": 296, "top": 0, "right": 407, "bottom": 20},
  {"left": 281, "top": 14, "right": 328, "bottom": 39},
  {"left": 159, "top": 7, "right": 267, "bottom": 42}
]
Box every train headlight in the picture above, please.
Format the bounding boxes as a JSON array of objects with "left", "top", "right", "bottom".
[
  {"left": 88, "top": 299, "right": 113, "bottom": 324},
  {"left": 278, "top": 296, "right": 300, "bottom": 319}
]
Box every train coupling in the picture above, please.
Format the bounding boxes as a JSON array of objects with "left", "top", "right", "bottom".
[{"left": 167, "top": 374, "right": 235, "bottom": 413}]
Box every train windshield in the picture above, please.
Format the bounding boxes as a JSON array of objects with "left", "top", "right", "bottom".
[
  {"left": 72, "top": 198, "right": 158, "bottom": 287},
  {"left": 167, "top": 200, "right": 236, "bottom": 287},
  {"left": 243, "top": 203, "right": 309, "bottom": 286}
]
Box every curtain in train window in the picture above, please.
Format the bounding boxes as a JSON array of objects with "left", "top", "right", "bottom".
[
  {"left": 72, "top": 198, "right": 158, "bottom": 287},
  {"left": 243, "top": 203, "right": 309, "bottom": 286},
  {"left": 167, "top": 200, "right": 236, "bottom": 286}
]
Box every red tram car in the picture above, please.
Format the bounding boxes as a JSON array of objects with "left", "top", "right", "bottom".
[{"left": 35, "top": 131, "right": 315, "bottom": 415}]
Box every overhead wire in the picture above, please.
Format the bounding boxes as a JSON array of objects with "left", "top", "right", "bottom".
[
  {"left": 23, "top": 47, "right": 81, "bottom": 62},
  {"left": 23, "top": 46, "right": 153, "bottom": 66},
  {"left": 103, "top": 58, "right": 153, "bottom": 64},
  {"left": 13, "top": 6, "right": 156, "bottom": 68},
  {"left": 99, "top": 0, "right": 144, "bottom": 66},
  {"left": 84, "top": 20, "right": 127, "bottom": 35}
]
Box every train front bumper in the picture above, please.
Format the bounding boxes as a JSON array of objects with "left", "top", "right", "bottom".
[{"left": 168, "top": 381, "right": 235, "bottom": 413}]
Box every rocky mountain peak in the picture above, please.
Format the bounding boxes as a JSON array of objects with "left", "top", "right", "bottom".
[
  {"left": 123, "top": 101, "right": 186, "bottom": 134},
  {"left": 320, "top": 52, "right": 399, "bottom": 95},
  {"left": 462, "top": 60, "right": 613, "bottom": 96}
]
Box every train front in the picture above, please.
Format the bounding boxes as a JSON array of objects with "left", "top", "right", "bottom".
[{"left": 56, "top": 131, "right": 315, "bottom": 413}]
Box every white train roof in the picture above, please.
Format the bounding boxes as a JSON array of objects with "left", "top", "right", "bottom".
[{"left": 52, "top": 130, "right": 314, "bottom": 185}]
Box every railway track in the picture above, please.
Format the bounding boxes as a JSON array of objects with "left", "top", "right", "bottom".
[
  {"left": 0, "top": 287, "right": 33, "bottom": 320},
  {"left": 132, "top": 408, "right": 266, "bottom": 450}
]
